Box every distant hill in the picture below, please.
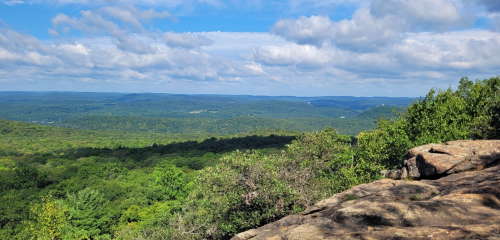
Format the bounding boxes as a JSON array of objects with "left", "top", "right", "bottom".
[
  {"left": 0, "top": 92, "right": 414, "bottom": 121},
  {"left": 0, "top": 92, "right": 413, "bottom": 135},
  {"left": 309, "top": 97, "right": 411, "bottom": 112},
  {"left": 356, "top": 105, "right": 406, "bottom": 119},
  {"left": 54, "top": 116, "right": 376, "bottom": 136}
]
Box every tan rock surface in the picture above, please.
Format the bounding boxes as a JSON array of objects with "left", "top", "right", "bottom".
[
  {"left": 232, "top": 164, "right": 500, "bottom": 240},
  {"left": 393, "top": 140, "right": 500, "bottom": 179}
]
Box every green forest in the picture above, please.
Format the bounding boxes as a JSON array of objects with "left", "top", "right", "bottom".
[
  {"left": 0, "top": 91, "right": 408, "bottom": 136},
  {"left": 1, "top": 77, "right": 499, "bottom": 239},
  {"left": 0, "top": 93, "right": 412, "bottom": 122}
]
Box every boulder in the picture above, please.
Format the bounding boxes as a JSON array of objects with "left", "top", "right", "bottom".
[
  {"left": 394, "top": 140, "right": 500, "bottom": 179},
  {"left": 232, "top": 164, "right": 500, "bottom": 240}
]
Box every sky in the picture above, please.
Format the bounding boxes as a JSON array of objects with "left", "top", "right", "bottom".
[{"left": 0, "top": 0, "right": 500, "bottom": 97}]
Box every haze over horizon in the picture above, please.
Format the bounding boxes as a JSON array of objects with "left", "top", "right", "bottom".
[{"left": 1, "top": 0, "right": 499, "bottom": 97}]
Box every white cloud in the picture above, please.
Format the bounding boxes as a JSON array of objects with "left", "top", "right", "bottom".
[
  {"left": 466, "top": 0, "right": 500, "bottom": 12},
  {"left": 245, "top": 62, "right": 265, "bottom": 75},
  {"left": 2, "top": 0, "right": 25, "bottom": 5},
  {"left": 251, "top": 28, "right": 500, "bottom": 83},
  {"left": 330, "top": 8, "right": 404, "bottom": 50},
  {"left": 0, "top": 47, "right": 20, "bottom": 62},
  {"left": 48, "top": 28, "right": 61, "bottom": 38},
  {"left": 465, "top": 36, "right": 500, "bottom": 69},
  {"left": 271, "top": 0, "right": 472, "bottom": 51},
  {"left": 3, "top": 25, "right": 500, "bottom": 96},
  {"left": 370, "top": 0, "right": 466, "bottom": 29},
  {"left": 164, "top": 32, "right": 213, "bottom": 49},
  {"left": 492, "top": 17, "right": 500, "bottom": 31},
  {"left": 47, "top": 5, "right": 216, "bottom": 57},
  {"left": 201, "top": 32, "right": 288, "bottom": 60},
  {"left": 98, "top": 5, "right": 175, "bottom": 29},
  {"left": 0, "top": 25, "right": 258, "bottom": 86},
  {"left": 271, "top": 10, "right": 405, "bottom": 50},
  {"left": 252, "top": 44, "right": 334, "bottom": 68},
  {"left": 121, "top": 69, "right": 149, "bottom": 79},
  {"left": 51, "top": 5, "right": 175, "bottom": 54},
  {"left": 271, "top": 15, "right": 334, "bottom": 47}
]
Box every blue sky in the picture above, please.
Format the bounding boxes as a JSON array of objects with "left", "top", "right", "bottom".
[{"left": 1, "top": 0, "right": 500, "bottom": 96}]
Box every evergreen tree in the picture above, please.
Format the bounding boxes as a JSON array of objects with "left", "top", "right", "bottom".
[{"left": 64, "top": 188, "right": 110, "bottom": 239}]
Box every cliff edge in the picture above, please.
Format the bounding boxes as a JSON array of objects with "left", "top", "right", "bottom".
[{"left": 232, "top": 140, "right": 500, "bottom": 240}]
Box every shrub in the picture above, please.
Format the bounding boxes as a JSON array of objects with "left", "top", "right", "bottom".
[
  {"left": 345, "top": 195, "right": 358, "bottom": 201},
  {"left": 163, "top": 129, "right": 384, "bottom": 239},
  {"left": 409, "top": 195, "right": 422, "bottom": 201},
  {"left": 358, "top": 76, "right": 500, "bottom": 170}
]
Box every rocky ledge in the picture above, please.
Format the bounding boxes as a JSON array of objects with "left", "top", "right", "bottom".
[
  {"left": 232, "top": 140, "right": 500, "bottom": 240},
  {"left": 383, "top": 140, "right": 500, "bottom": 180}
]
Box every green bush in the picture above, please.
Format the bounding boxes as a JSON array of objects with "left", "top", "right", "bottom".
[
  {"left": 409, "top": 195, "right": 422, "bottom": 201},
  {"left": 163, "top": 129, "right": 383, "bottom": 239},
  {"left": 358, "top": 76, "right": 500, "bottom": 170}
]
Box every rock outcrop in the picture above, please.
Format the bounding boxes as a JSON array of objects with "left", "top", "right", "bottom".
[
  {"left": 232, "top": 140, "right": 500, "bottom": 240},
  {"left": 382, "top": 140, "right": 500, "bottom": 180}
]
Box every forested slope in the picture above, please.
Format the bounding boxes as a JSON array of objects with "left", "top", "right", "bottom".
[
  {"left": 0, "top": 120, "right": 297, "bottom": 239},
  {"left": 52, "top": 105, "right": 405, "bottom": 136},
  {"left": 53, "top": 116, "right": 377, "bottom": 136},
  {"left": 0, "top": 92, "right": 410, "bottom": 136},
  {"left": 2, "top": 77, "right": 498, "bottom": 239},
  {"left": 150, "top": 76, "right": 499, "bottom": 240},
  {"left": 0, "top": 92, "right": 412, "bottom": 121}
]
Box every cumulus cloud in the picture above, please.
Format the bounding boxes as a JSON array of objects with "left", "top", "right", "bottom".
[
  {"left": 467, "top": 0, "right": 500, "bottom": 12},
  {"left": 271, "top": 15, "right": 334, "bottom": 47},
  {"left": 4, "top": 19, "right": 500, "bottom": 96},
  {"left": 50, "top": 5, "right": 173, "bottom": 54},
  {"left": 0, "top": 22, "right": 258, "bottom": 88},
  {"left": 359, "top": 31, "right": 500, "bottom": 75},
  {"left": 272, "top": 0, "right": 471, "bottom": 51},
  {"left": 492, "top": 17, "right": 500, "bottom": 32},
  {"left": 329, "top": 8, "right": 405, "bottom": 50},
  {"left": 271, "top": 10, "right": 403, "bottom": 50},
  {"left": 97, "top": 5, "right": 175, "bottom": 29},
  {"left": 252, "top": 44, "right": 334, "bottom": 68},
  {"left": 164, "top": 32, "right": 213, "bottom": 49},
  {"left": 465, "top": 36, "right": 500, "bottom": 69},
  {"left": 49, "top": 5, "right": 211, "bottom": 53},
  {"left": 244, "top": 62, "right": 265, "bottom": 75},
  {"left": 252, "top": 27, "right": 500, "bottom": 83},
  {"left": 0, "top": 30, "right": 62, "bottom": 67},
  {"left": 370, "top": 0, "right": 466, "bottom": 30}
]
